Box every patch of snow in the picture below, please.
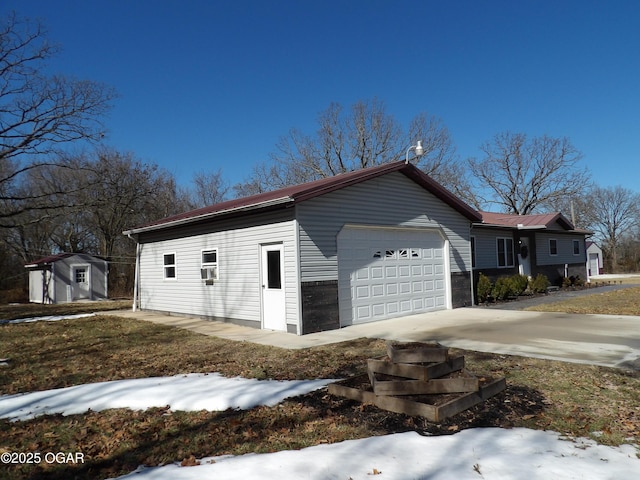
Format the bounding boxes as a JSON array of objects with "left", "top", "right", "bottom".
[
  {"left": 0, "top": 373, "right": 336, "bottom": 421},
  {"left": 1, "top": 313, "right": 96, "bottom": 325},
  {"left": 113, "top": 427, "right": 640, "bottom": 480}
]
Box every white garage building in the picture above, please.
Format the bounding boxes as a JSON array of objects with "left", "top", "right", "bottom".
[{"left": 124, "top": 161, "right": 481, "bottom": 335}]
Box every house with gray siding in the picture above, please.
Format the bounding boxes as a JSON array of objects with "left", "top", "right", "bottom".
[
  {"left": 25, "top": 253, "right": 108, "bottom": 304},
  {"left": 124, "top": 161, "right": 481, "bottom": 335},
  {"left": 471, "top": 211, "right": 590, "bottom": 292}
]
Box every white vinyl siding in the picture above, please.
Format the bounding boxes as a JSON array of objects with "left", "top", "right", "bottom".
[
  {"left": 137, "top": 212, "right": 299, "bottom": 329},
  {"left": 296, "top": 172, "right": 472, "bottom": 282}
]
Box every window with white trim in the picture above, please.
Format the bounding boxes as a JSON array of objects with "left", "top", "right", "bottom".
[
  {"left": 201, "top": 249, "right": 218, "bottom": 281},
  {"left": 549, "top": 239, "right": 558, "bottom": 256},
  {"left": 496, "top": 237, "right": 514, "bottom": 268},
  {"left": 573, "top": 240, "right": 580, "bottom": 255},
  {"left": 163, "top": 253, "right": 176, "bottom": 279}
]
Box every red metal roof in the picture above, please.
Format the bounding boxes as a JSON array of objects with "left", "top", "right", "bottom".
[
  {"left": 25, "top": 253, "right": 106, "bottom": 268},
  {"left": 125, "top": 161, "right": 482, "bottom": 234},
  {"left": 478, "top": 211, "right": 575, "bottom": 230},
  {"left": 25, "top": 253, "right": 76, "bottom": 268}
]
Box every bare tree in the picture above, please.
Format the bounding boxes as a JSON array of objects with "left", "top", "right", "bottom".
[
  {"left": 191, "top": 168, "right": 229, "bottom": 207},
  {"left": 586, "top": 185, "right": 640, "bottom": 271},
  {"left": 234, "top": 98, "right": 470, "bottom": 198},
  {"left": 469, "top": 132, "right": 590, "bottom": 214},
  {"left": 0, "top": 13, "right": 116, "bottom": 224}
]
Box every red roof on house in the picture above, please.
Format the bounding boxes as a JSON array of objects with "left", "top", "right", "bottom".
[
  {"left": 124, "top": 161, "right": 482, "bottom": 235},
  {"left": 478, "top": 211, "right": 577, "bottom": 230}
]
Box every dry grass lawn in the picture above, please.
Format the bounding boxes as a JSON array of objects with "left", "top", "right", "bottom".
[
  {"left": 0, "top": 299, "right": 638, "bottom": 479},
  {"left": 525, "top": 285, "right": 640, "bottom": 315}
]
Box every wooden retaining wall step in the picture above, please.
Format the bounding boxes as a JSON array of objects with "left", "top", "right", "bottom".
[
  {"left": 386, "top": 341, "right": 450, "bottom": 364},
  {"left": 328, "top": 375, "right": 506, "bottom": 422},
  {"left": 367, "top": 355, "right": 465, "bottom": 382},
  {"left": 369, "top": 370, "right": 480, "bottom": 396}
]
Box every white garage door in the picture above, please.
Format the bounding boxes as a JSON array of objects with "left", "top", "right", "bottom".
[{"left": 337, "top": 227, "right": 449, "bottom": 326}]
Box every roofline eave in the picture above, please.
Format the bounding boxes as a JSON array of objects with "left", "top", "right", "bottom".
[{"left": 123, "top": 196, "right": 294, "bottom": 236}]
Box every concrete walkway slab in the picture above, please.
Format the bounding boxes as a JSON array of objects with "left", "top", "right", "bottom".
[{"left": 110, "top": 307, "right": 640, "bottom": 370}]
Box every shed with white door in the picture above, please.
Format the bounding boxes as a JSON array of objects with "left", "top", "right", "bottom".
[
  {"left": 25, "top": 253, "right": 109, "bottom": 304},
  {"left": 586, "top": 241, "right": 603, "bottom": 278},
  {"left": 124, "top": 161, "right": 481, "bottom": 335}
]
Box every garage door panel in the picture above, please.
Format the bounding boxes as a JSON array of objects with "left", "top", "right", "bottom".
[
  {"left": 372, "top": 284, "right": 384, "bottom": 297},
  {"left": 355, "top": 285, "right": 369, "bottom": 298},
  {"left": 372, "top": 303, "right": 385, "bottom": 316},
  {"left": 338, "top": 227, "right": 449, "bottom": 326},
  {"left": 356, "top": 269, "right": 369, "bottom": 280}
]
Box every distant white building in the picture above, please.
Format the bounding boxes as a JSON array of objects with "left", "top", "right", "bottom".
[
  {"left": 25, "top": 253, "right": 108, "bottom": 304},
  {"left": 586, "top": 241, "right": 603, "bottom": 279}
]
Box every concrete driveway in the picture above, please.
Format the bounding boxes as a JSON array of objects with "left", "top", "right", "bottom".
[
  {"left": 116, "top": 301, "right": 640, "bottom": 369},
  {"left": 390, "top": 308, "right": 640, "bottom": 370}
]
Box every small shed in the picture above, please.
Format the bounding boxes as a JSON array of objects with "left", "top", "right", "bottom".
[
  {"left": 25, "top": 253, "right": 108, "bottom": 304},
  {"left": 586, "top": 241, "right": 604, "bottom": 278}
]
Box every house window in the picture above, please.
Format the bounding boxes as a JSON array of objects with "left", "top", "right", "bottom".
[
  {"left": 163, "top": 253, "right": 176, "bottom": 279},
  {"left": 470, "top": 236, "right": 476, "bottom": 268},
  {"left": 573, "top": 240, "right": 580, "bottom": 255},
  {"left": 201, "top": 249, "right": 218, "bottom": 280},
  {"left": 549, "top": 239, "right": 558, "bottom": 256},
  {"left": 497, "top": 237, "right": 514, "bottom": 268}
]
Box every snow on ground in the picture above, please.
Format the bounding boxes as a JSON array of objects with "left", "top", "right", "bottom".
[
  {"left": 0, "top": 373, "right": 336, "bottom": 421},
  {"left": 116, "top": 428, "right": 640, "bottom": 480},
  {"left": 0, "top": 375, "right": 637, "bottom": 480},
  {"left": 0, "top": 312, "right": 95, "bottom": 325},
  {"left": 2, "top": 313, "right": 639, "bottom": 479}
]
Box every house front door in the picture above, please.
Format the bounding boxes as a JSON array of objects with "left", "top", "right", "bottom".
[
  {"left": 518, "top": 238, "right": 532, "bottom": 277},
  {"left": 260, "top": 243, "right": 286, "bottom": 331}
]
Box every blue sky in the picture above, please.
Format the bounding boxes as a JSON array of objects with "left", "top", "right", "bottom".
[{"left": 4, "top": 0, "right": 640, "bottom": 193}]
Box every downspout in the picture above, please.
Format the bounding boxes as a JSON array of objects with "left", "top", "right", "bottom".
[
  {"left": 128, "top": 234, "right": 140, "bottom": 312},
  {"left": 469, "top": 223, "right": 475, "bottom": 306}
]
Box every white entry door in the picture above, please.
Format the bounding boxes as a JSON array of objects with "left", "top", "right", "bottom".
[
  {"left": 589, "top": 253, "right": 599, "bottom": 276},
  {"left": 72, "top": 265, "right": 91, "bottom": 300},
  {"left": 518, "top": 237, "right": 532, "bottom": 277},
  {"left": 260, "top": 243, "right": 286, "bottom": 331}
]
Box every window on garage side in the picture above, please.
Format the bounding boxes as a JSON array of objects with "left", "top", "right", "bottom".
[
  {"left": 201, "top": 249, "right": 218, "bottom": 280},
  {"left": 496, "top": 237, "right": 514, "bottom": 268},
  {"left": 549, "top": 239, "right": 558, "bottom": 256},
  {"left": 163, "top": 253, "right": 176, "bottom": 279}
]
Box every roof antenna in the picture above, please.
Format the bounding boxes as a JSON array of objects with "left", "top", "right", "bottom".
[{"left": 405, "top": 140, "right": 424, "bottom": 164}]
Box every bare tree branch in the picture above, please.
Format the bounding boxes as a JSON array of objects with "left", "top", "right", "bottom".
[{"left": 469, "top": 132, "right": 590, "bottom": 214}]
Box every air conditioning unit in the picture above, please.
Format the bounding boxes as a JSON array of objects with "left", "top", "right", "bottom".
[{"left": 200, "top": 266, "right": 217, "bottom": 285}]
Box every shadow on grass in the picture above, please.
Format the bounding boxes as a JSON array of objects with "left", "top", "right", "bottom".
[{"left": 2, "top": 382, "right": 548, "bottom": 480}]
